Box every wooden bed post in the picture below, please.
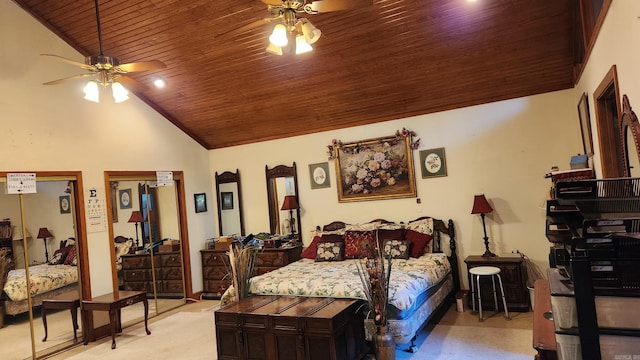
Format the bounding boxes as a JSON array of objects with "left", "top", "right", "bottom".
[{"left": 448, "top": 219, "right": 460, "bottom": 292}]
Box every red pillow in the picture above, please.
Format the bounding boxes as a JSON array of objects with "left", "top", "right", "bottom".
[
  {"left": 63, "top": 246, "right": 77, "bottom": 265},
  {"left": 343, "top": 230, "right": 375, "bottom": 259},
  {"left": 302, "top": 236, "right": 322, "bottom": 259},
  {"left": 405, "top": 229, "right": 433, "bottom": 258}
]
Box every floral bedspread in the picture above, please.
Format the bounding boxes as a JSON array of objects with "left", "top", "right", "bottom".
[
  {"left": 3, "top": 264, "right": 78, "bottom": 301},
  {"left": 248, "top": 253, "right": 451, "bottom": 311}
]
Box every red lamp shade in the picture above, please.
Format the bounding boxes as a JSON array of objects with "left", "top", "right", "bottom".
[
  {"left": 471, "top": 194, "right": 493, "bottom": 214},
  {"left": 128, "top": 211, "right": 144, "bottom": 223},
  {"left": 281, "top": 195, "right": 300, "bottom": 210},
  {"left": 37, "top": 227, "right": 53, "bottom": 239}
]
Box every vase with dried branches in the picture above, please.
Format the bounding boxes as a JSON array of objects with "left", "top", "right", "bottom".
[
  {"left": 228, "top": 240, "right": 260, "bottom": 301},
  {"left": 356, "top": 237, "right": 395, "bottom": 360}
]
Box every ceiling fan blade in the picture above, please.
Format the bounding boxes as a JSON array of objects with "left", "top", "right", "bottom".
[
  {"left": 308, "top": 0, "right": 372, "bottom": 12},
  {"left": 42, "top": 73, "right": 93, "bottom": 85},
  {"left": 41, "top": 54, "right": 95, "bottom": 70},
  {"left": 117, "top": 60, "right": 167, "bottom": 73},
  {"left": 116, "top": 75, "right": 148, "bottom": 92},
  {"left": 261, "top": 0, "right": 283, "bottom": 5}
]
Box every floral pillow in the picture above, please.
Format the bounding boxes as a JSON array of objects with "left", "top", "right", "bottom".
[
  {"left": 345, "top": 222, "right": 380, "bottom": 232},
  {"left": 377, "top": 229, "right": 405, "bottom": 248},
  {"left": 343, "top": 230, "right": 375, "bottom": 259},
  {"left": 383, "top": 239, "right": 411, "bottom": 259},
  {"left": 406, "top": 217, "right": 434, "bottom": 235},
  {"left": 315, "top": 241, "right": 344, "bottom": 262}
]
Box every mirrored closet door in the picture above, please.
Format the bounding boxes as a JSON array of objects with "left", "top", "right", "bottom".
[
  {"left": 0, "top": 173, "right": 85, "bottom": 360},
  {"left": 106, "top": 172, "right": 190, "bottom": 328}
]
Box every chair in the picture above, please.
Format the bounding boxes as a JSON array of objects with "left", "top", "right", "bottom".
[{"left": 469, "top": 266, "right": 510, "bottom": 321}]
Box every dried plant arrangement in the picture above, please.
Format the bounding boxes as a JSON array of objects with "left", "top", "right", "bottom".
[
  {"left": 355, "top": 235, "right": 392, "bottom": 326},
  {"left": 228, "top": 240, "right": 260, "bottom": 301}
]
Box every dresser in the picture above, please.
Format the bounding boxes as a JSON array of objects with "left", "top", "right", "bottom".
[
  {"left": 201, "top": 245, "right": 302, "bottom": 300},
  {"left": 121, "top": 251, "right": 184, "bottom": 297},
  {"left": 464, "top": 255, "right": 529, "bottom": 312}
]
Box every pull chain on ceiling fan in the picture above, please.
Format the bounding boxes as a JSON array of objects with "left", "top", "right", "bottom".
[{"left": 42, "top": 0, "right": 166, "bottom": 103}]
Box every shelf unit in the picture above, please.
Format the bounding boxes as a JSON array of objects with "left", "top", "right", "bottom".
[{"left": 0, "top": 220, "right": 13, "bottom": 264}]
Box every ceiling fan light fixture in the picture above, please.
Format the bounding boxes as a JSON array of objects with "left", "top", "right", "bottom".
[
  {"left": 301, "top": 20, "right": 321, "bottom": 44},
  {"left": 153, "top": 78, "right": 166, "bottom": 88},
  {"left": 266, "top": 42, "right": 284, "bottom": 56},
  {"left": 111, "top": 82, "right": 129, "bottom": 103},
  {"left": 83, "top": 81, "right": 100, "bottom": 103},
  {"left": 295, "top": 35, "right": 313, "bottom": 54},
  {"left": 269, "top": 24, "right": 289, "bottom": 47}
]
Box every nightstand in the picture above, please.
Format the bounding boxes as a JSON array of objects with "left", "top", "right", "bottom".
[{"left": 464, "top": 255, "right": 529, "bottom": 312}]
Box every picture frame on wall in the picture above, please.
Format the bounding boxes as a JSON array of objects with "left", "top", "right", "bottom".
[
  {"left": 194, "top": 193, "right": 207, "bottom": 213},
  {"left": 333, "top": 134, "right": 417, "bottom": 202},
  {"left": 220, "top": 192, "right": 233, "bottom": 210},
  {"left": 577, "top": 92, "right": 594, "bottom": 157},
  {"left": 309, "top": 162, "right": 331, "bottom": 189},
  {"left": 419, "top": 147, "right": 447, "bottom": 178},
  {"left": 119, "top": 189, "right": 132, "bottom": 209},
  {"left": 59, "top": 195, "right": 71, "bottom": 214}
]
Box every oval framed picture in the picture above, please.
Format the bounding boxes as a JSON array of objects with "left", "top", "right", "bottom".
[
  {"left": 419, "top": 147, "right": 447, "bottom": 178},
  {"left": 308, "top": 162, "right": 330, "bottom": 189}
]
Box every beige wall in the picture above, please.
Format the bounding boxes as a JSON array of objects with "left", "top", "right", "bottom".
[
  {"left": 574, "top": 0, "right": 640, "bottom": 178},
  {"left": 0, "top": 2, "right": 215, "bottom": 295},
  {"left": 210, "top": 89, "right": 582, "bottom": 287}
]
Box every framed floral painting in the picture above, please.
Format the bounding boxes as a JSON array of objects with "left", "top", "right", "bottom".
[{"left": 332, "top": 134, "right": 417, "bottom": 202}]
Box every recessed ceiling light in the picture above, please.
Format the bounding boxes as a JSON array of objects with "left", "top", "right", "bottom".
[{"left": 153, "top": 78, "right": 166, "bottom": 88}]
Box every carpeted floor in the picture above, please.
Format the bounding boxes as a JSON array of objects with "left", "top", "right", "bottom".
[{"left": 46, "top": 300, "right": 535, "bottom": 359}]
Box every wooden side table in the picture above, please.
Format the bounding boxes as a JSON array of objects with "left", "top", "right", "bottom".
[
  {"left": 81, "top": 290, "right": 151, "bottom": 349},
  {"left": 42, "top": 292, "right": 80, "bottom": 342},
  {"left": 464, "top": 255, "right": 529, "bottom": 312}
]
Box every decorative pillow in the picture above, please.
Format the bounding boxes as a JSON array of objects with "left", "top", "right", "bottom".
[
  {"left": 377, "top": 229, "right": 405, "bottom": 246},
  {"left": 383, "top": 239, "right": 411, "bottom": 259},
  {"left": 343, "top": 230, "right": 376, "bottom": 259},
  {"left": 315, "top": 242, "right": 344, "bottom": 262},
  {"left": 377, "top": 222, "right": 404, "bottom": 230},
  {"left": 302, "top": 236, "right": 322, "bottom": 259},
  {"left": 345, "top": 222, "right": 380, "bottom": 232},
  {"left": 406, "top": 217, "right": 434, "bottom": 235},
  {"left": 63, "top": 246, "right": 77, "bottom": 266},
  {"left": 48, "top": 247, "right": 68, "bottom": 265},
  {"left": 405, "top": 229, "right": 433, "bottom": 258}
]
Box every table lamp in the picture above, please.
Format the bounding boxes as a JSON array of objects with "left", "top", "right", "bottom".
[
  {"left": 280, "top": 195, "right": 300, "bottom": 239},
  {"left": 471, "top": 194, "right": 496, "bottom": 258},
  {"left": 37, "top": 227, "right": 53, "bottom": 263},
  {"left": 128, "top": 211, "right": 144, "bottom": 248}
]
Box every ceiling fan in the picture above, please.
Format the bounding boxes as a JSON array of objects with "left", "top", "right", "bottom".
[
  {"left": 41, "top": 0, "right": 166, "bottom": 103},
  {"left": 226, "top": 0, "right": 373, "bottom": 55}
]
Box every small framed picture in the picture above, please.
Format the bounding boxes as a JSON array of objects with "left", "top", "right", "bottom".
[
  {"left": 419, "top": 147, "right": 447, "bottom": 178},
  {"left": 221, "top": 192, "right": 233, "bottom": 210},
  {"left": 577, "top": 92, "right": 594, "bottom": 157},
  {"left": 119, "top": 189, "right": 132, "bottom": 209},
  {"left": 194, "top": 193, "right": 207, "bottom": 213},
  {"left": 59, "top": 195, "right": 71, "bottom": 214},
  {"left": 309, "top": 162, "right": 330, "bottom": 189}
]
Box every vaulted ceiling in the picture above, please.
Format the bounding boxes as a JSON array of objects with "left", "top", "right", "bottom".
[{"left": 14, "top": 0, "right": 575, "bottom": 149}]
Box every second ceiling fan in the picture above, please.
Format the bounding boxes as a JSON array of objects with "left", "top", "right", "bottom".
[{"left": 42, "top": 0, "right": 166, "bottom": 103}]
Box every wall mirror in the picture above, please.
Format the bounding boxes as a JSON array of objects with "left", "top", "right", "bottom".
[
  {"left": 215, "top": 170, "right": 244, "bottom": 237},
  {"left": 106, "top": 171, "right": 191, "bottom": 329},
  {"left": 0, "top": 173, "right": 87, "bottom": 360},
  {"left": 265, "top": 163, "right": 301, "bottom": 242},
  {"left": 620, "top": 94, "right": 640, "bottom": 178}
]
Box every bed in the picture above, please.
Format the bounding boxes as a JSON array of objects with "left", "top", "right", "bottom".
[
  {"left": 1, "top": 242, "right": 80, "bottom": 319},
  {"left": 223, "top": 216, "right": 460, "bottom": 351}
]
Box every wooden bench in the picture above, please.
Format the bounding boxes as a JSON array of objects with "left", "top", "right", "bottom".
[
  {"left": 532, "top": 279, "right": 557, "bottom": 360},
  {"left": 215, "top": 295, "right": 368, "bottom": 360}
]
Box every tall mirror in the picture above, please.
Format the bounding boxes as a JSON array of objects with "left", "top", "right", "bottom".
[
  {"left": 620, "top": 94, "right": 640, "bottom": 178},
  {"left": 215, "top": 170, "right": 245, "bottom": 237},
  {"left": 265, "top": 163, "right": 301, "bottom": 242},
  {"left": 106, "top": 172, "right": 189, "bottom": 328},
  {"left": 0, "top": 175, "right": 84, "bottom": 360}
]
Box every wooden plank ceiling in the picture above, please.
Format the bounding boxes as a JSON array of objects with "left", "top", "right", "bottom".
[{"left": 14, "top": 0, "right": 575, "bottom": 149}]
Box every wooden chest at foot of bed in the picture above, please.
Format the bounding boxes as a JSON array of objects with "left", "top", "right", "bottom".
[{"left": 215, "top": 296, "right": 368, "bottom": 360}]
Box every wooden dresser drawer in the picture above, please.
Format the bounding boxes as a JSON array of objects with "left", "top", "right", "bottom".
[
  {"left": 202, "top": 252, "right": 228, "bottom": 266},
  {"left": 204, "top": 266, "right": 228, "bottom": 280},
  {"left": 159, "top": 253, "right": 182, "bottom": 267},
  {"left": 123, "top": 269, "right": 149, "bottom": 281},
  {"left": 122, "top": 255, "right": 150, "bottom": 269},
  {"left": 164, "top": 280, "right": 184, "bottom": 293},
  {"left": 204, "top": 280, "right": 231, "bottom": 296},
  {"left": 256, "top": 251, "right": 287, "bottom": 267},
  {"left": 161, "top": 267, "right": 183, "bottom": 280}
]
